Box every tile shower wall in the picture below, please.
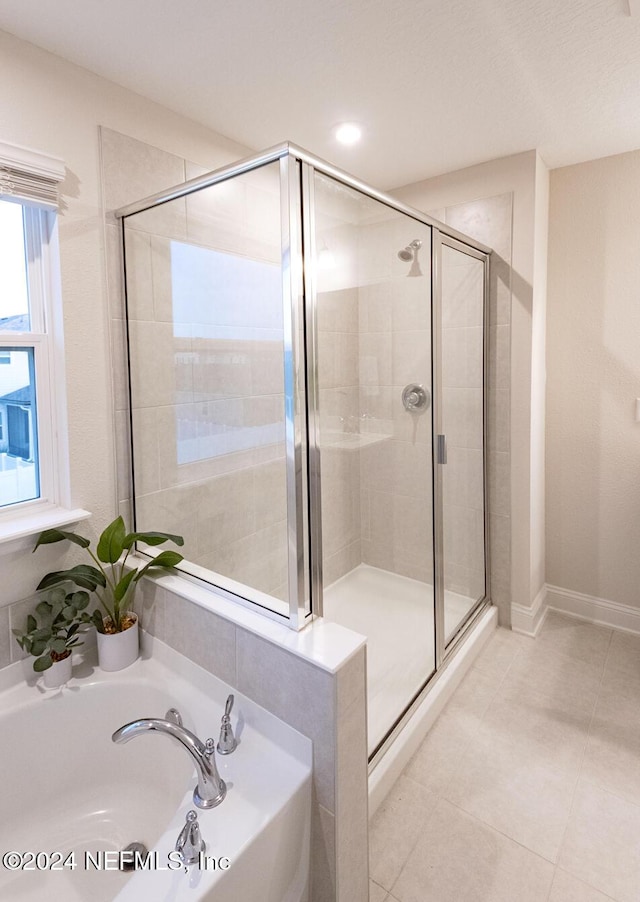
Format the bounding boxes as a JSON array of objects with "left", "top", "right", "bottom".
[
  {"left": 443, "top": 195, "right": 512, "bottom": 623},
  {"left": 315, "top": 197, "right": 435, "bottom": 589},
  {"left": 316, "top": 215, "right": 362, "bottom": 585},
  {"left": 441, "top": 247, "right": 486, "bottom": 601},
  {"left": 357, "top": 221, "right": 433, "bottom": 583},
  {"left": 103, "top": 130, "right": 289, "bottom": 601},
  {"left": 317, "top": 283, "right": 361, "bottom": 586}
]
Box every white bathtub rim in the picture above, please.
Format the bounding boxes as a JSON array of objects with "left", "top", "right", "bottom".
[{"left": 0, "top": 634, "right": 312, "bottom": 770}]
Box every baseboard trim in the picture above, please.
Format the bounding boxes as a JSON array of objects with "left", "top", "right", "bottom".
[
  {"left": 511, "top": 585, "right": 548, "bottom": 637},
  {"left": 545, "top": 584, "right": 640, "bottom": 635}
]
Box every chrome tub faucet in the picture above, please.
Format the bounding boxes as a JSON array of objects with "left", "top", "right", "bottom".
[{"left": 112, "top": 708, "right": 226, "bottom": 809}]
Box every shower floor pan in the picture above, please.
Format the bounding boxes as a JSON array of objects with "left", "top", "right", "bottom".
[{"left": 323, "top": 563, "right": 475, "bottom": 753}]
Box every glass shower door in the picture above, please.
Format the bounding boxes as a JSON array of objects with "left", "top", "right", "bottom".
[
  {"left": 309, "top": 169, "right": 435, "bottom": 756},
  {"left": 437, "top": 238, "right": 488, "bottom": 647}
]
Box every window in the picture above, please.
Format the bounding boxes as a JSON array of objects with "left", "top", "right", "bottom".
[{"left": 0, "top": 142, "right": 67, "bottom": 520}]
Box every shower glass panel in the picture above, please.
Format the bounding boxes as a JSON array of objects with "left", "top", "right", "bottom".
[
  {"left": 312, "top": 172, "right": 435, "bottom": 755},
  {"left": 440, "top": 240, "right": 487, "bottom": 644},
  {"left": 122, "top": 160, "right": 306, "bottom": 619}
]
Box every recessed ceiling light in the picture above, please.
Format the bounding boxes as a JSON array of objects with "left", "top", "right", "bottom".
[{"left": 334, "top": 123, "right": 362, "bottom": 146}]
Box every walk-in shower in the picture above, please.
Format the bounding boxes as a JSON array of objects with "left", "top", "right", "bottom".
[{"left": 116, "top": 143, "right": 490, "bottom": 763}]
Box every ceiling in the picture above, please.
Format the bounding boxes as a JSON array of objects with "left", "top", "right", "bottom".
[{"left": 0, "top": 0, "right": 638, "bottom": 189}]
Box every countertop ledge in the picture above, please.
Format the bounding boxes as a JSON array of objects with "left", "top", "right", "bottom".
[{"left": 136, "top": 560, "right": 367, "bottom": 675}]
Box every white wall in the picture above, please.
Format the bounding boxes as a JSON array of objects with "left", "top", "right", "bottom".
[
  {"left": 546, "top": 149, "right": 640, "bottom": 609},
  {"left": 530, "top": 156, "right": 549, "bottom": 599},
  {"left": 0, "top": 28, "right": 250, "bottom": 604}
]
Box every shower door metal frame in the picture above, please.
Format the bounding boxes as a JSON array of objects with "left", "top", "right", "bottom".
[
  {"left": 118, "top": 150, "right": 314, "bottom": 631},
  {"left": 280, "top": 154, "right": 311, "bottom": 630},
  {"left": 291, "top": 151, "right": 491, "bottom": 624},
  {"left": 115, "top": 141, "right": 492, "bottom": 641},
  {"left": 300, "top": 162, "right": 324, "bottom": 615},
  {"left": 433, "top": 233, "right": 492, "bottom": 665}
]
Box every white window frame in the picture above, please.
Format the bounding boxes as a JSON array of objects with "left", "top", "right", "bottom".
[{"left": 0, "top": 144, "right": 88, "bottom": 548}]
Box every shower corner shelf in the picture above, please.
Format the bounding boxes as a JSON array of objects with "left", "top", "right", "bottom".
[{"left": 322, "top": 431, "right": 391, "bottom": 451}]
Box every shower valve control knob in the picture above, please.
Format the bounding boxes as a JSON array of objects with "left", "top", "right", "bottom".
[
  {"left": 402, "top": 383, "right": 430, "bottom": 412},
  {"left": 217, "top": 694, "right": 237, "bottom": 755}
]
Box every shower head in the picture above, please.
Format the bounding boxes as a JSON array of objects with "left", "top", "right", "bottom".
[
  {"left": 397, "top": 239, "right": 423, "bottom": 275},
  {"left": 397, "top": 239, "right": 422, "bottom": 261}
]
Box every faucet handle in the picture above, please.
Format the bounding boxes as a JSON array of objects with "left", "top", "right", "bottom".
[
  {"left": 217, "top": 693, "right": 237, "bottom": 755},
  {"left": 165, "top": 708, "right": 183, "bottom": 727},
  {"left": 175, "top": 810, "right": 205, "bottom": 866}
]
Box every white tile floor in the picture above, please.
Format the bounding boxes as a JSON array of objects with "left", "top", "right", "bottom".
[{"left": 370, "top": 612, "right": 640, "bottom": 902}]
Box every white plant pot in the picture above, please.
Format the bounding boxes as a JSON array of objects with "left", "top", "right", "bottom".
[
  {"left": 42, "top": 654, "right": 73, "bottom": 689},
  {"left": 96, "top": 613, "right": 139, "bottom": 672}
]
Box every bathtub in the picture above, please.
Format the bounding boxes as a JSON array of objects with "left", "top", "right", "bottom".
[{"left": 0, "top": 635, "right": 312, "bottom": 902}]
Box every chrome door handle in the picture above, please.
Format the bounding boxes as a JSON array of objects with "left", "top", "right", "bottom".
[{"left": 437, "top": 434, "right": 447, "bottom": 464}]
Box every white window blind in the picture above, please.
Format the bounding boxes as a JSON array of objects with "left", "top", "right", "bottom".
[{"left": 0, "top": 140, "right": 65, "bottom": 210}]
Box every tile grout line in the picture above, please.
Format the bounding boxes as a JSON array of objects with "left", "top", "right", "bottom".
[
  {"left": 443, "top": 795, "right": 560, "bottom": 865},
  {"left": 544, "top": 628, "right": 615, "bottom": 902},
  {"left": 432, "top": 634, "right": 560, "bottom": 865},
  {"left": 437, "top": 641, "right": 516, "bottom": 799},
  {"left": 384, "top": 637, "right": 516, "bottom": 899},
  {"left": 446, "top": 628, "right": 601, "bottom": 881},
  {"left": 553, "top": 866, "right": 620, "bottom": 902},
  {"left": 383, "top": 776, "right": 443, "bottom": 899}
]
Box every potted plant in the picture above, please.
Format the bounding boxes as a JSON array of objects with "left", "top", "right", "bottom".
[
  {"left": 12, "top": 588, "right": 90, "bottom": 688},
  {"left": 33, "top": 516, "right": 184, "bottom": 672}
]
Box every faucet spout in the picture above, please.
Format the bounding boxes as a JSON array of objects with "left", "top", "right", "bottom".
[{"left": 112, "top": 717, "right": 226, "bottom": 809}]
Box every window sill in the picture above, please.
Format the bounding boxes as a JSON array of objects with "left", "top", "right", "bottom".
[{"left": 0, "top": 504, "right": 91, "bottom": 555}]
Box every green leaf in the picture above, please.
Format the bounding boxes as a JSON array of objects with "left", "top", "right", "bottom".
[
  {"left": 49, "top": 587, "right": 66, "bottom": 605},
  {"left": 36, "top": 600, "right": 52, "bottom": 618},
  {"left": 122, "top": 530, "right": 184, "bottom": 550},
  {"left": 37, "top": 565, "right": 107, "bottom": 593},
  {"left": 50, "top": 638, "right": 67, "bottom": 655},
  {"left": 33, "top": 528, "right": 90, "bottom": 553},
  {"left": 62, "top": 606, "right": 77, "bottom": 621},
  {"left": 135, "top": 550, "right": 183, "bottom": 580},
  {"left": 71, "top": 591, "right": 90, "bottom": 611},
  {"left": 33, "top": 655, "right": 53, "bottom": 672},
  {"left": 26, "top": 614, "right": 37, "bottom": 633},
  {"left": 114, "top": 568, "right": 137, "bottom": 603},
  {"left": 96, "top": 516, "right": 126, "bottom": 564},
  {"left": 91, "top": 609, "right": 106, "bottom": 634},
  {"left": 31, "top": 639, "right": 48, "bottom": 657},
  {"left": 67, "top": 623, "right": 80, "bottom": 638}
]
